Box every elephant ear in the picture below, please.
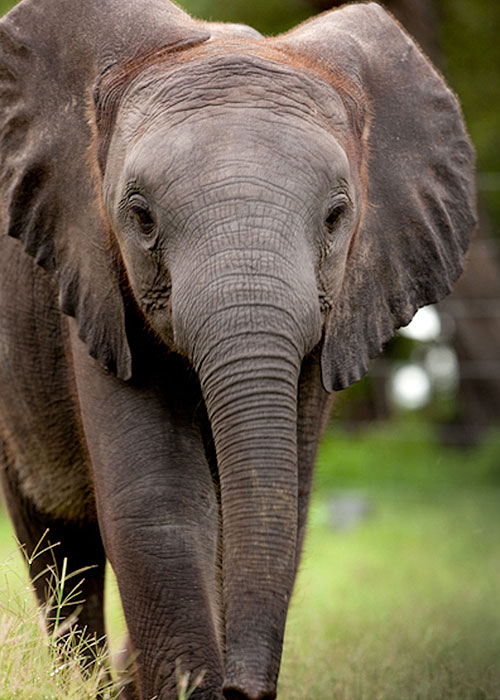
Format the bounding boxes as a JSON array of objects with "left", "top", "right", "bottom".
[
  {"left": 278, "top": 2, "right": 476, "bottom": 392},
  {"left": 0, "top": 0, "right": 210, "bottom": 380}
]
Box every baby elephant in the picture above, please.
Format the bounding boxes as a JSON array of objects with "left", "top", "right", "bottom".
[{"left": 0, "top": 0, "right": 475, "bottom": 698}]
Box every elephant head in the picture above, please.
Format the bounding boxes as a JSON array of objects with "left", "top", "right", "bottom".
[{"left": 0, "top": 0, "right": 475, "bottom": 697}]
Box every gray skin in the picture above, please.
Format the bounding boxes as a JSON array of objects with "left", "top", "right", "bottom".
[{"left": 0, "top": 1, "right": 475, "bottom": 699}]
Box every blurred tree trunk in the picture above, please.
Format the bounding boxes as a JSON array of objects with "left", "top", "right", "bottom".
[{"left": 440, "top": 214, "right": 500, "bottom": 443}]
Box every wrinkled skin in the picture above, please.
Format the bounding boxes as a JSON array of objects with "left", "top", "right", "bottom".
[{"left": 0, "top": 1, "right": 475, "bottom": 699}]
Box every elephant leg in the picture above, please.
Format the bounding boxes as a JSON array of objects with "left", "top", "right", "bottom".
[
  {"left": 295, "top": 352, "right": 335, "bottom": 571},
  {"left": 0, "top": 446, "right": 107, "bottom": 654},
  {"left": 71, "top": 332, "right": 223, "bottom": 700},
  {"left": 0, "top": 240, "right": 107, "bottom": 652}
]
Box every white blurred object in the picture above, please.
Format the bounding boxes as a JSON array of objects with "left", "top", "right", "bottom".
[
  {"left": 328, "top": 491, "right": 373, "bottom": 531},
  {"left": 390, "top": 364, "right": 432, "bottom": 410},
  {"left": 399, "top": 305, "right": 441, "bottom": 342},
  {"left": 424, "top": 345, "right": 460, "bottom": 392}
]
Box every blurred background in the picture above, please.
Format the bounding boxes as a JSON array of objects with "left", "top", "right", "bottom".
[{"left": 0, "top": 1, "right": 499, "bottom": 698}]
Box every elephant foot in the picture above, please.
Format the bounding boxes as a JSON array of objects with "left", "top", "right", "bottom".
[{"left": 223, "top": 688, "right": 276, "bottom": 700}]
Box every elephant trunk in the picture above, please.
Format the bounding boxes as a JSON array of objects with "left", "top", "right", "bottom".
[
  {"left": 203, "top": 335, "right": 299, "bottom": 699},
  {"left": 172, "top": 253, "right": 321, "bottom": 700}
]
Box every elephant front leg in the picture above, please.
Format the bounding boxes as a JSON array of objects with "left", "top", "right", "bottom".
[
  {"left": 72, "top": 340, "right": 223, "bottom": 699},
  {"left": 112, "top": 499, "right": 222, "bottom": 700},
  {"left": 296, "top": 352, "right": 335, "bottom": 571}
]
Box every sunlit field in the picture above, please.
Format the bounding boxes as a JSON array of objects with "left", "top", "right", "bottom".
[{"left": 1, "top": 424, "right": 499, "bottom": 699}]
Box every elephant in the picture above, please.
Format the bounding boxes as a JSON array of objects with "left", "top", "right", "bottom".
[{"left": 0, "top": 0, "right": 475, "bottom": 698}]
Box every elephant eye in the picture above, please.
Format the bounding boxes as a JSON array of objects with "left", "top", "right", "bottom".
[
  {"left": 325, "top": 202, "right": 346, "bottom": 231},
  {"left": 128, "top": 194, "right": 155, "bottom": 236}
]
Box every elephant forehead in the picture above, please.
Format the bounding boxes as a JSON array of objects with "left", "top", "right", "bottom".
[
  {"left": 126, "top": 101, "right": 349, "bottom": 171},
  {"left": 110, "top": 63, "right": 353, "bottom": 203},
  {"left": 119, "top": 51, "right": 350, "bottom": 135},
  {"left": 118, "top": 109, "right": 352, "bottom": 220}
]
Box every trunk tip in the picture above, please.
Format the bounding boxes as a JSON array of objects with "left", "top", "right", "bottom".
[{"left": 223, "top": 680, "right": 277, "bottom": 700}]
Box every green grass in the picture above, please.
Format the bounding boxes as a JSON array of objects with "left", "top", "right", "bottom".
[
  {"left": 0, "top": 538, "right": 119, "bottom": 699},
  {"left": 316, "top": 422, "right": 500, "bottom": 490},
  {"left": 277, "top": 425, "right": 500, "bottom": 698},
  {"left": 1, "top": 424, "right": 500, "bottom": 698},
  {"left": 282, "top": 489, "right": 500, "bottom": 699}
]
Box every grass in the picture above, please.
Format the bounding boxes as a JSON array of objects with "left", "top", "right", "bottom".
[
  {"left": 282, "top": 488, "right": 500, "bottom": 699},
  {"left": 1, "top": 422, "right": 500, "bottom": 698},
  {"left": 0, "top": 539, "right": 118, "bottom": 699}
]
